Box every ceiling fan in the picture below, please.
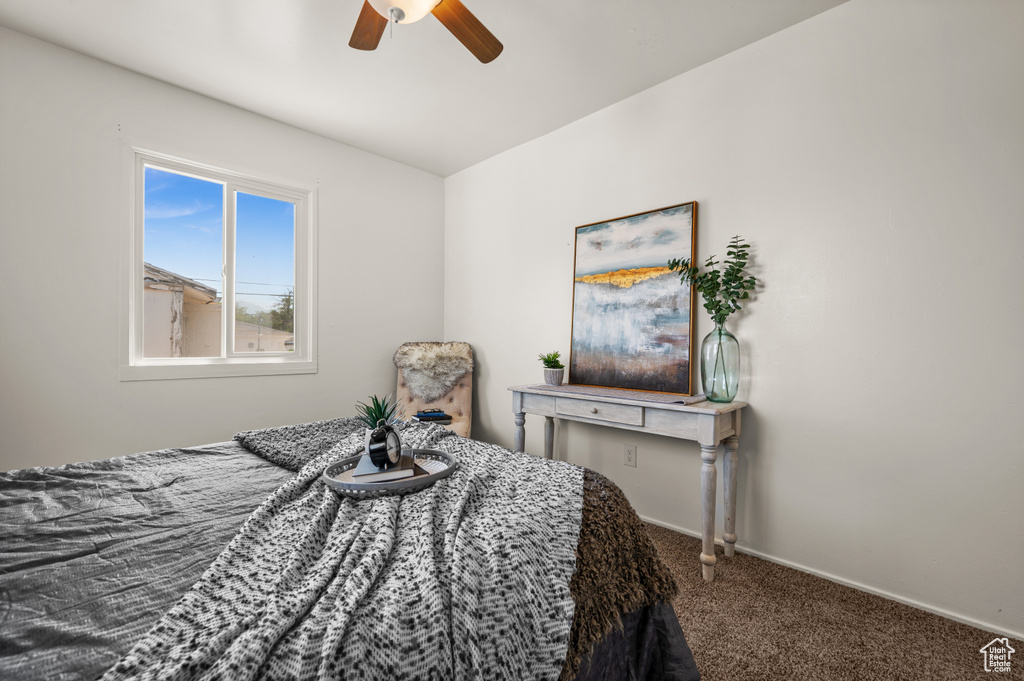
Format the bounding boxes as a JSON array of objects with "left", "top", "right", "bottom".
[{"left": 349, "top": 0, "right": 503, "bottom": 63}]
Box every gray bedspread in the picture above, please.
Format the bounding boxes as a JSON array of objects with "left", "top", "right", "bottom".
[
  {"left": 0, "top": 442, "right": 294, "bottom": 681},
  {"left": 101, "top": 421, "right": 584, "bottom": 681},
  {"left": 0, "top": 432, "right": 699, "bottom": 681}
]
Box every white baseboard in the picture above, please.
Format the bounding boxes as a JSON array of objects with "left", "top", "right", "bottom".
[{"left": 639, "top": 515, "right": 1023, "bottom": 642}]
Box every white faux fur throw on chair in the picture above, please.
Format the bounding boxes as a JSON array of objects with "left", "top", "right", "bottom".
[
  {"left": 394, "top": 342, "right": 474, "bottom": 438},
  {"left": 393, "top": 342, "right": 473, "bottom": 403}
]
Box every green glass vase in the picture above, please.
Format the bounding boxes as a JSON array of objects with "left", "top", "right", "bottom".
[{"left": 701, "top": 322, "right": 739, "bottom": 403}]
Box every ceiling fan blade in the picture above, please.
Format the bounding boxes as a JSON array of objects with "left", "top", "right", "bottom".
[
  {"left": 431, "top": 0, "right": 503, "bottom": 64},
  {"left": 349, "top": 0, "right": 388, "bottom": 51}
]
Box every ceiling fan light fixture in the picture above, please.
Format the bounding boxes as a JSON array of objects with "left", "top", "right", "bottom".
[
  {"left": 367, "top": 0, "right": 440, "bottom": 24},
  {"left": 350, "top": 0, "right": 502, "bottom": 63}
]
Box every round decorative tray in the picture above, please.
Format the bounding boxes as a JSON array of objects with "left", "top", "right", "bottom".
[{"left": 322, "top": 448, "right": 458, "bottom": 499}]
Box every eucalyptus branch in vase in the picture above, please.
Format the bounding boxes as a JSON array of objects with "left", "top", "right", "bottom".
[{"left": 668, "top": 236, "right": 757, "bottom": 402}]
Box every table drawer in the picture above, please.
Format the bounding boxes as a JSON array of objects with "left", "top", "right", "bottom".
[{"left": 555, "top": 398, "right": 644, "bottom": 426}]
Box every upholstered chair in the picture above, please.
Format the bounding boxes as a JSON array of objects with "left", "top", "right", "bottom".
[{"left": 394, "top": 342, "right": 473, "bottom": 438}]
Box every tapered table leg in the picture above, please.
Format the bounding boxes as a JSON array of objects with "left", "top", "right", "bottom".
[
  {"left": 700, "top": 443, "right": 718, "bottom": 582},
  {"left": 723, "top": 435, "right": 739, "bottom": 558},
  {"left": 514, "top": 412, "right": 525, "bottom": 452},
  {"left": 544, "top": 416, "right": 554, "bottom": 459},
  {"left": 512, "top": 391, "right": 526, "bottom": 453}
]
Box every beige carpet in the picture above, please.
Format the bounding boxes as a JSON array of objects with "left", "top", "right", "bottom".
[{"left": 645, "top": 524, "right": 1023, "bottom": 680}]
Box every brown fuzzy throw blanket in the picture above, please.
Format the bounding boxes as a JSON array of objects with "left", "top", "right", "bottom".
[{"left": 563, "top": 470, "right": 679, "bottom": 679}]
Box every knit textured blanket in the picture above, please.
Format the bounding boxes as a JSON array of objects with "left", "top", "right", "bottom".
[{"left": 101, "top": 419, "right": 677, "bottom": 681}]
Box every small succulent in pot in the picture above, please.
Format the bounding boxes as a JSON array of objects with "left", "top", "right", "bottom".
[
  {"left": 355, "top": 392, "right": 405, "bottom": 430},
  {"left": 538, "top": 351, "right": 564, "bottom": 369},
  {"left": 538, "top": 351, "right": 565, "bottom": 386}
]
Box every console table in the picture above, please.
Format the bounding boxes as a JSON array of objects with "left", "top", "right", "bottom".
[{"left": 509, "top": 384, "right": 747, "bottom": 582}]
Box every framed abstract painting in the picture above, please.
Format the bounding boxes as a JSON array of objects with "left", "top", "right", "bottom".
[{"left": 569, "top": 202, "right": 697, "bottom": 395}]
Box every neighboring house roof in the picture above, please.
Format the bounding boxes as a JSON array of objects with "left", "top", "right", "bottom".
[{"left": 143, "top": 262, "right": 218, "bottom": 302}]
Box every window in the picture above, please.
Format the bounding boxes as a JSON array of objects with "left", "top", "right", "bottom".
[{"left": 122, "top": 148, "right": 316, "bottom": 380}]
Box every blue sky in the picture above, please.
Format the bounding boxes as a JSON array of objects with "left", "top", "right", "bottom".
[{"left": 144, "top": 167, "right": 294, "bottom": 311}]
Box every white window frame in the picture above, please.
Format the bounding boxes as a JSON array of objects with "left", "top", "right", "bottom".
[{"left": 120, "top": 146, "right": 317, "bottom": 381}]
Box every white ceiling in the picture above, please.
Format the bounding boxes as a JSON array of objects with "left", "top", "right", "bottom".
[{"left": 0, "top": 0, "right": 847, "bottom": 177}]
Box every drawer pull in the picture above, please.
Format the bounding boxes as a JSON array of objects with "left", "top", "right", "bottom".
[{"left": 554, "top": 397, "right": 643, "bottom": 426}]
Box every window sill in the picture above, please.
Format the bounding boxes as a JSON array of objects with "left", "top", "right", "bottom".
[{"left": 119, "top": 357, "right": 317, "bottom": 381}]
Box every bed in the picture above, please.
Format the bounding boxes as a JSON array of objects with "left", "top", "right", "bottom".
[{"left": 0, "top": 418, "right": 699, "bottom": 680}]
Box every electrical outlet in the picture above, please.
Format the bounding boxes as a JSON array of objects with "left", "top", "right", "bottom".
[{"left": 624, "top": 443, "right": 637, "bottom": 468}]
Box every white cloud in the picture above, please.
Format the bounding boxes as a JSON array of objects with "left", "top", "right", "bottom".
[{"left": 144, "top": 201, "right": 211, "bottom": 220}]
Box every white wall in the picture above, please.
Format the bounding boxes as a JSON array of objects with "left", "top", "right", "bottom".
[
  {"left": 445, "top": 0, "right": 1024, "bottom": 638},
  {"left": 0, "top": 27, "right": 445, "bottom": 469}
]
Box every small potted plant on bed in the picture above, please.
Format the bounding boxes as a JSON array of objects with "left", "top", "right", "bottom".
[
  {"left": 356, "top": 393, "right": 404, "bottom": 429},
  {"left": 355, "top": 393, "right": 405, "bottom": 449},
  {"left": 538, "top": 351, "right": 565, "bottom": 386}
]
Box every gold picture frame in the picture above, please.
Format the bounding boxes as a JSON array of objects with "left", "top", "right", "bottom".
[{"left": 569, "top": 201, "right": 697, "bottom": 395}]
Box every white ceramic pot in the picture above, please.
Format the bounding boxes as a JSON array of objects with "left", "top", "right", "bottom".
[{"left": 543, "top": 367, "right": 564, "bottom": 386}]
